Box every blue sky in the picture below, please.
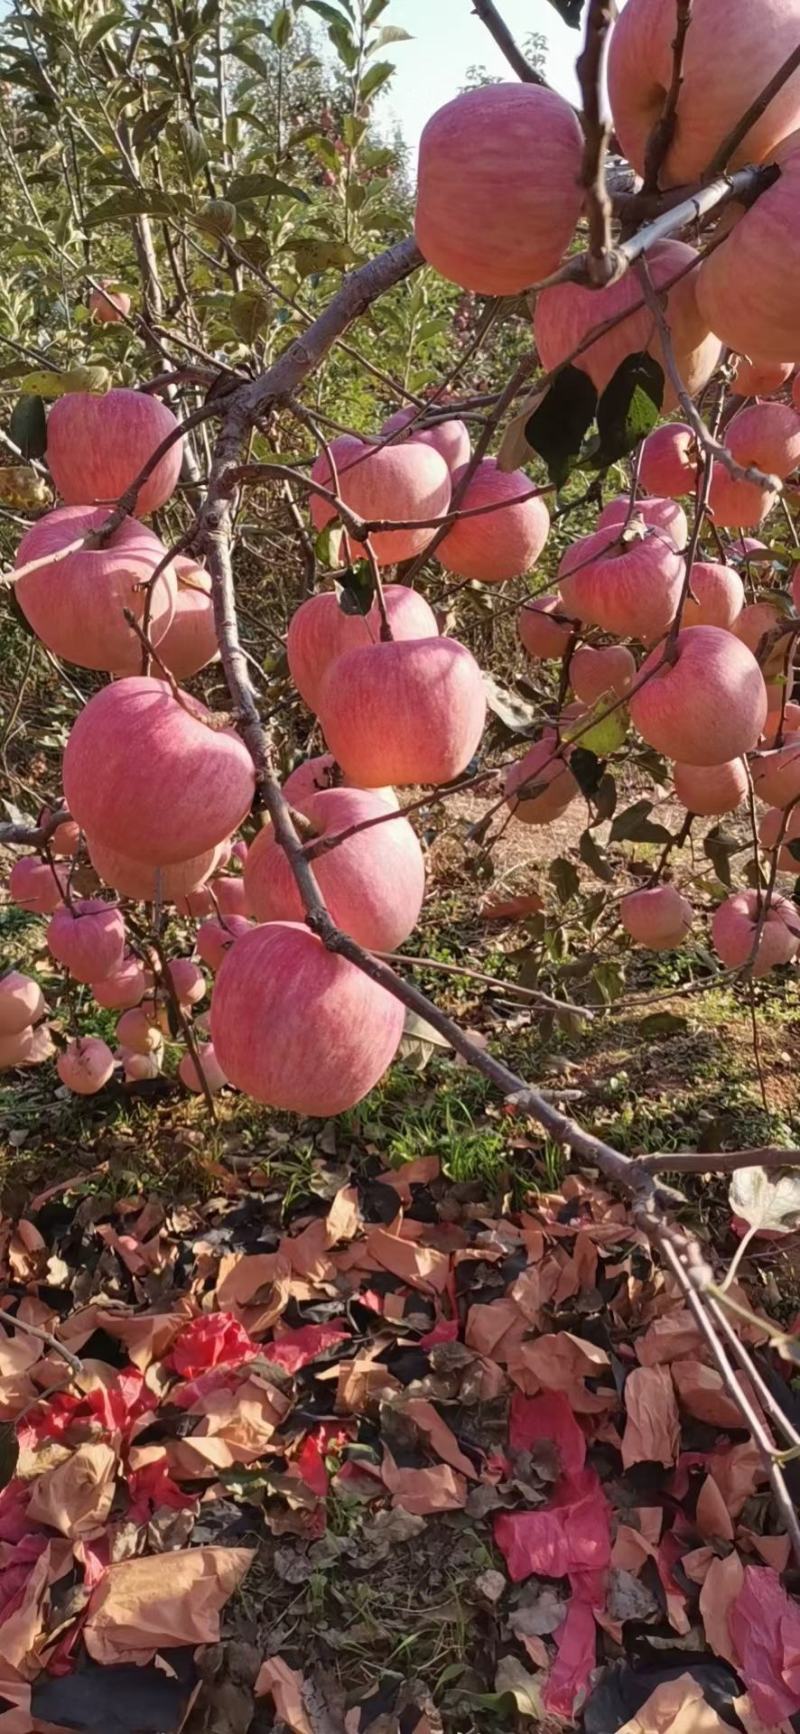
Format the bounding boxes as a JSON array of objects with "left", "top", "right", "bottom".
[{"left": 382, "top": 1, "right": 583, "bottom": 157}]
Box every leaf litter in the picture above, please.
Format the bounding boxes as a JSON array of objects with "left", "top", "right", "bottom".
[{"left": 0, "top": 1159, "right": 798, "bottom": 1731}]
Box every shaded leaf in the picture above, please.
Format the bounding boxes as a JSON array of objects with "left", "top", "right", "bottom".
[
  {"left": 368, "top": 25, "right": 412, "bottom": 50},
  {"left": 580, "top": 828, "right": 613, "bottom": 883},
  {"left": 484, "top": 675, "right": 537, "bottom": 732},
  {"left": 609, "top": 799, "right": 671, "bottom": 845},
  {"left": 502, "top": 365, "right": 597, "bottom": 487},
  {"left": 229, "top": 289, "right": 271, "bottom": 343},
  {"left": 10, "top": 394, "right": 46, "bottom": 460},
  {"left": 227, "top": 172, "right": 309, "bottom": 205},
  {"left": 0, "top": 1421, "right": 19, "bottom": 1490},
  {"left": 704, "top": 824, "right": 746, "bottom": 889},
  {"left": 85, "top": 189, "right": 180, "bottom": 226},
  {"left": 286, "top": 237, "right": 358, "bottom": 275},
  {"left": 590, "top": 352, "right": 665, "bottom": 470},
  {"left": 546, "top": 0, "right": 583, "bottom": 21},
  {"left": 335, "top": 564, "right": 375, "bottom": 616},
  {"left": 359, "top": 59, "right": 394, "bottom": 102},
  {"left": 549, "top": 857, "right": 580, "bottom": 904},
  {"left": 569, "top": 747, "right": 603, "bottom": 799}
]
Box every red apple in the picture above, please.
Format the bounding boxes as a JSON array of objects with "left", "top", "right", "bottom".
[
  {"left": 178, "top": 1044, "right": 227, "bottom": 1094},
  {"left": 245, "top": 787, "right": 425, "bottom": 950},
  {"left": 287, "top": 585, "right": 437, "bottom": 712},
  {"left": 696, "top": 140, "right": 800, "bottom": 363},
  {"left": 437, "top": 459, "right": 550, "bottom": 584},
  {"left": 89, "top": 281, "right": 131, "bottom": 324},
  {"left": 620, "top": 884, "right": 693, "bottom": 950},
  {"left": 630, "top": 626, "right": 767, "bottom": 764},
  {"left": 558, "top": 523, "right": 683, "bottom": 643},
  {"left": 91, "top": 957, "right": 148, "bottom": 1010},
  {"left": 415, "top": 83, "right": 584, "bottom": 295},
  {"left": 156, "top": 556, "right": 218, "bottom": 681},
  {"left": 210, "top": 921, "right": 405, "bottom": 1114},
  {"left": 712, "top": 888, "right": 800, "bottom": 977},
  {"left": 14, "top": 506, "right": 177, "bottom": 674},
  {"left": 319, "top": 637, "right": 486, "bottom": 788},
  {"left": 63, "top": 677, "right": 255, "bottom": 866},
  {"left": 380, "top": 408, "right": 471, "bottom": 473},
  {"left": 57, "top": 1036, "right": 115, "bottom": 1094},
  {"left": 504, "top": 739, "right": 578, "bottom": 825},
  {"left": 0, "top": 970, "right": 45, "bottom": 1036},
  {"left": 639, "top": 423, "right": 699, "bottom": 498},
  {"left": 680, "top": 562, "right": 744, "bottom": 631},
  {"left": 196, "top": 915, "right": 253, "bottom": 972},
  {"left": 8, "top": 856, "right": 66, "bottom": 915},
  {"left": 570, "top": 644, "right": 636, "bottom": 704},
  {"left": 597, "top": 495, "right": 688, "bottom": 548},
  {"left": 518, "top": 595, "right": 575, "bottom": 661},
  {"left": 282, "top": 753, "right": 398, "bottom": 811},
  {"left": 310, "top": 439, "right": 451, "bottom": 566},
  {"left": 733, "top": 357, "right": 794, "bottom": 398},
  {"left": 46, "top": 388, "right": 184, "bottom": 515},
  {"left": 672, "top": 758, "right": 748, "bottom": 816},
  {"left": 47, "top": 899, "right": 126, "bottom": 983}
]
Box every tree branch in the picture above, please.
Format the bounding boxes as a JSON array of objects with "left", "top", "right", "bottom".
[
  {"left": 642, "top": 0, "right": 693, "bottom": 193},
  {"left": 576, "top": 0, "right": 615, "bottom": 280},
  {"left": 469, "top": 0, "right": 547, "bottom": 85},
  {"left": 706, "top": 42, "right": 800, "bottom": 176}
]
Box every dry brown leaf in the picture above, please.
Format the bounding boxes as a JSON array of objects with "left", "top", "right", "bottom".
[
  {"left": 26, "top": 1443, "right": 117, "bottom": 1539},
  {"left": 255, "top": 1656, "right": 313, "bottom": 1734},
  {"left": 381, "top": 1448, "right": 467, "bottom": 1515},
  {"left": 617, "top": 1672, "right": 740, "bottom": 1733},
  {"left": 699, "top": 1552, "right": 744, "bottom": 1666},
  {"left": 695, "top": 1474, "right": 735, "bottom": 1543},
  {"left": 671, "top": 1359, "right": 752, "bottom": 1428},
  {"left": 400, "top": 1397, "right": 478, "bottom": 1479},
  {"left": 84, "top": 1546, "right": 254, "bottom": 1665},
  {"left": 622, "top": 1366, "right": 680, "bottom": 1468}
]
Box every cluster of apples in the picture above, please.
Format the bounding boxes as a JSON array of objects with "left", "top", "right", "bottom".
[
  {"left": 14, "top": 387, "right": 218, "bottom": 681},
  {"left": 414, "top": 0, "right": 800, "bottom": 372}
]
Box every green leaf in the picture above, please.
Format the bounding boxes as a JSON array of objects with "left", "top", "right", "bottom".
[
  {"left": 19, "top": 369, "right": 64, "bottom": 400},
  {"left": 229, "top": 39, "right": 271, "bottom": 77},
  {"left": 359, "top": 58, "right": 394, "bottom": 102},
  {"left": 83, "top": 7, "right": 126, "bottom": 50},
  {"left": 364, "top": 0, "right": 389, "bottom": 20},
  {"left": 286, "top": 237, "right": 357, "bottom": 275},
  {"left": 640, "top": 1011, "right": 689, "bottom": 1036},
  {"left": 704, "top": 824, "right": 746, "bottom": 888},
  {"left": 85, "top": 188, "right": 178, "bottom": 226},
  {"left": 193, "top": 198, "right": 237, "bottom": 237},
  {"left": 335, "top": 564, "right": 375, "bottom": 616},
  {"left": 591, "top": 352, "right": 665, "bottom": 470},
  {"left": 229, "top": 288, "right": 271, "bottom": 343},
  {"left": 315, "top": 522, "right": 345, "bottom": 567},
  {"left": 171, "top": 119, "right": 208, "bottom": 181},
  {"left": 131, "top": 99, "right": 174, "bottom": 151},
  {"left": 62, "top": 366, "right": 111, "bottom": 395},
  {"left": 367, "top": 25, "right": 411, "bottom": 51},
  {"left": 9, "top": 395, "right": 46, "bottom": 460},
  {"left": 580, "top": 828, "right": 614, "bottom": 883},
  {"left": 227, "top": 172, "right": 309, "bottom": 204},
  {"left": 568, "top": 748, "right": 603, "bottom": 799},
  {"left": 342, "top": 114, "right": 367, "bottom": 149},
  {"left": 328, "top": 18, "right": 358, "bottom": 69},
  {"left": 595, "top": 772, "right": 618, "bottom": 822},
  {"left": 570, "top": 698, "right": 628, "bottom": 758},
  {"left": 549, "top": 856, "right": 580, "bottom": 904},
  {"left": 609, "top": 799, "right": 671, "bottom": 845},
  {"left": 301, "top": 0, "right": 352, "bottom": 24},
  {"left": 270, "top": 4, "right": 293, "bottom": 46},
  {"left": 590, "top": 958, "right": 626, "bottom": 1003},
  {"left": 505, "top": 365, "right": 597, "bottom": 488}
]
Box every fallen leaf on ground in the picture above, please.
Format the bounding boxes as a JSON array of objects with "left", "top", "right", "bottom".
[
  {"left": 255, "top": 1656, "right": 313, "bottom": 1734},
  {"left": 84, "top": 1546, "right": 254, "bottom": 1665},
  {"left": 622, "top": 1365, "right": 680, "bottom": 1468}
]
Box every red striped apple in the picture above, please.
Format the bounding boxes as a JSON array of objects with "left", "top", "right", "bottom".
[
  {"left": 630, "top": 626, "right": 767, "bottom": 764},
  {"left": 672, "top": 758, "right": 748, "bottom": 816},
  {"left": 437, "top": 459, "right": 550, "bottom": 583},
  {"left": 46, "top": 388, "right": 184, "bottom": 515},
  {"left": 415, "top": 83, "right": 584, "bottom": 295},
  {"left": 14, "top": 506, "right": 177, "bottom": 674},
  {"left": 504, "top": 739, "right": 578, "bottom": 825},
  {"left": 712, "top": 889, "right": 800, "bottom": 977},
  {"left": 570, "top": 644, "right": 636, "bottom": 704},
  {"left": 0, "top": 971, "right": 45, "bottom": 1036},
  {"left": 680, "top": 563, "right": 744, "bottom": 631},
  {"left": 287, "top": 585, "right": 437, "bottom": 712},
  {"left": 319, "top": 637, "right": 486, "bottom": 788},
  {"left": 210, "top": 921, "right": 405, "bottom": 1114},
  {"left": 639, "top": 424, "right": 699, "bottom": 498},
  {"left": 57, "top": 1036, "right": 115, "bottom": 1093},
  {"left": 156, "top": 557, "right": 218, "bottom": 681},
  {"left": 620, "top": 884, "right": 693, "bottom": 949},
  {"left": 518, "top": 596, "right": 574, "bottom": 661},
  {"left": 47, "top": 899, "right": 126, "bottom": 983},
  {"left": 558, "top": 524, "right": 683, "bottom": 643}
]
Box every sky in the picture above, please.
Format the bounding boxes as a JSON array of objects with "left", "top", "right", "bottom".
[{"left": 382, "top": 1, "right": 584, "bottom": 159}]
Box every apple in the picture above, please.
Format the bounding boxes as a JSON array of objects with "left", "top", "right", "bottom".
[
  {"left": 8, "top": 856, "right": 66, "bottom": 915},
  {"left": 558, "top": 523, "right": 683, "bottom": 642},
  {"left": 91, "top": 957, "right": 148, "bottom": 1010},
  {"left": 178, "top": 1044, "right": 227, "bottom": 1094},
  {"left": 607, "top": 0, "right": 800, "bottom": 186},
  {"left": 504, "top": 739, "right": 578, "bottom": 825},
  {"left": 47, "top": 898, "right": 127, "bottom": 983},
  {"left": 89, "top": 281, "right": 131, "bottom": 324},
  {"left": 639, "top": 423, "right": 699, "bottom": 498},
  {"left": 245, "top": 787, "right": 425, "bottom": 950},
  {"left": 213, "top": 876, "right": 252, "bottom": 918},
  {"left": 156, "top": 556, "right": 218, "bottom": 681},
  {"left": 518, "top": 595, "right": 575, "bottom": 661},
  {"left": 282, "top": 753, "right": 398, "bottom": 811},
  {"left": 570, "top": 644, "right": 636, "bottom": 704},
  {"left": 630, "top": 626, "right": 768, "bottom": 764},
  {"left": 752, "top": 733, "right": 800, "bottom": 805},
  {"left": 309, "top": 439, "right": 451, "bottom": 565},
  {"left": 415, "top": 83, "right": 584, "bottom": 295},
  {"left": 733, "top": 357, "right": 794, "bottom": 398},
  {"left": 319, "top": 636, "right": 486, "bottom": 788},
  {"left": 712, "top": 888, "right": 800, "bottom": 977},
  {"left": 0, "top": 970, "right": 45, "bottom": 1036},
  {"left": 534, "top": 239, "right": 722, "bottom": 407},
  {"left": 14, "top": 505, "right": 177, "bottom": 674},
  {"left": 46, "top": 388, "right": 184, "bottom": 516},
  {"left": 308, "top": 436, "right": 366, "bottom": 532},
  {"left": 87, "top": 836, "right": 225, "bottom": 903},
  {"left": 210, "top": 921, "right": 405, "bottom": 1114},
  {"left": 196, "top": 915, "right": 253, "bottom": 972},
  {"left": 57, "top": 1036, "right": 115, "bottom": 1094},
  {"left": 672, "top": 758, "right": 748, "bottom": 816},
  {"left": 680, "top": 562, "right": 745, "bottom": 631},
  {"left": 696, "top": 138, "right": 800, "bottom": 363},
  {"left": 596, "top": 495, "right": 688, "bottom": 548},
  {"left": 116, "top": 1006, "right": 164, "bottom": 1056},
  {"left": 758, "top": 804, "right": 800, "bottom": 873},
  {"left": 0, "top": 1024, "right": 53, "bottom": 1070},
  {"left": 50, "top": 820, "right": 81, "bottom": 857},
  {"left": 437, "top": 459, "right": 550, "bottom": 583},
  {"left": 620, "top": 884, "right": 693, "bottom": 950},
  {"left": 121, "top": 1050, "right": 161, "bottom": 1082},
  {"left": 163, "top": 958, "right": 205, "bottom": 1008},
  {"left": 380, "top": 407, "right": 471, "bottom": 473},
  {"left": 63, "top": 677, "right": 255, "bottom": 866},
  {"left": 287, "top": 585, "right": 437, "bottom": 712},
  {"left": 709, "top": 403, "right": 800, "bottom": 526}
]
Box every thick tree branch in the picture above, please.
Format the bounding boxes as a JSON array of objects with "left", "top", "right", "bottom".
[
  {"left": 576, "top": 0, "right": 615, "bottom": 280},
  {"left": 642, "top": 0, "right": 693, "bottom": 193}
]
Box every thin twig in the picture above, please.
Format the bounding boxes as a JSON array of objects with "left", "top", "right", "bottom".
[
  {"left": 0, "top": 1308, "right": 83, "bottom": 1376},
  {"left": 576, "top": 0, "right": 615, "bottom": 280},
  {"left": 469, "top": 0, "right": 547, "bottom": 85},
  {"left": 706, "top": 42, "right": 800, "bottom": 176},
  {"left": 642, "top": 0, "right": 693, "bottom": 192}
]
